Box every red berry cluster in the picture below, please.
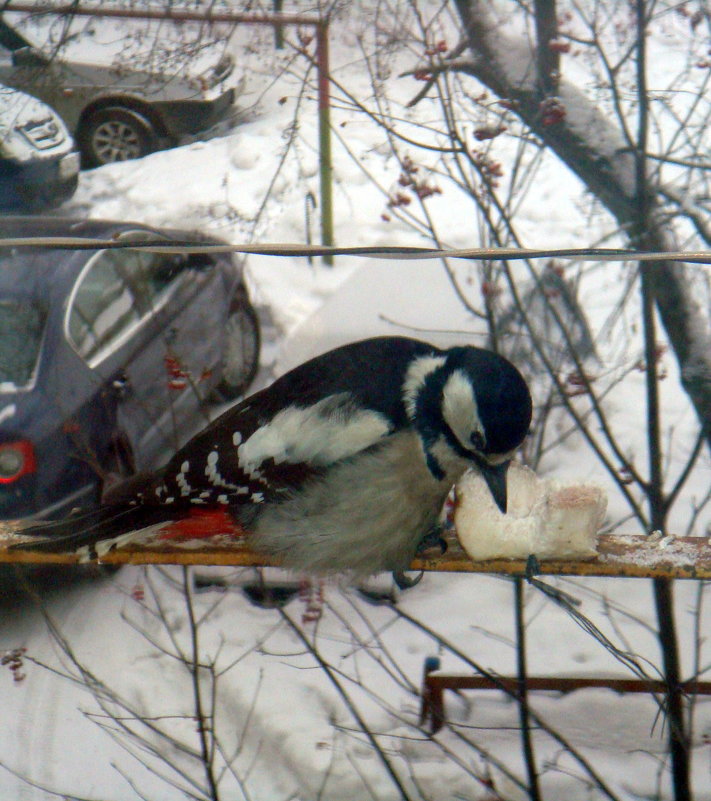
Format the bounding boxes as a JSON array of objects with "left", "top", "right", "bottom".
[
  {"left": 539, "top": 97, "right": 566, "bottom": 126},
  {"left": 131, "top": 582, "right": 146, "bottom": 602},
  {"left": 165, "top": 354, "right": 190, "bottom": 391},
  {"left": 299, "top": 578, "right": 325, "bottom": 624},
  {"left": 564, "top": 370, "right": 596, "bottom": 397},
  {"left": 424, "top": 40, "right": 448, "bottom": 57},
  {"left": 472, "top": 151, "right": 504, "bottom": 187},
  {"left": 474, "top": 124, "right": 507, "bottom": 141},
  {"left": 2, "top": 647, "right": 27, "bottom": 683},
  {"left": 164, "top": 355, "right": 212, "bottom": 391},
  {"left": 387, "top": 191, "right": 412, "bottom": 209},
  {"left": 385, "top": 155, "right": 442, "bottom": 212}
]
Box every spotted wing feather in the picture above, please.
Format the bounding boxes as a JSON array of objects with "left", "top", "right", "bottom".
[
  {"left": 155, "top": 390, "right": 394, "bottom": 511},
  {"left": 151, "top": 337, "right": 440, "bottom": 511}
]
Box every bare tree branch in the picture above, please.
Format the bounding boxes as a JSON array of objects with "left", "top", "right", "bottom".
[{"left": 452, "top": 0, "right": 711, "bottom": 448}]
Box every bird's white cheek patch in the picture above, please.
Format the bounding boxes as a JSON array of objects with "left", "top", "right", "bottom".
[{"left": 442, "top": 369, "right": 482, "bottom": 451}]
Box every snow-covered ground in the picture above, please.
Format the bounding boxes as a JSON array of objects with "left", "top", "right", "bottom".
[{"left": 1, "top": 3, "right": 710, "bottom": 800}]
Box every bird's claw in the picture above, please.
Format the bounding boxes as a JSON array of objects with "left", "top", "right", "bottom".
[
  {"left": 393, "top": 569, "right": 424, "bottom": 590},
  {"left": 416, "top": 526, "right": 448, "bottom": 557},
  {"left": 525, "top": 553, "right": 541, "bottom": 582}
]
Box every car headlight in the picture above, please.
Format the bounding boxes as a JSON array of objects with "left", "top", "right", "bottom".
[{"left": 0, "top": 441, "right": 36, "bottom": 483}]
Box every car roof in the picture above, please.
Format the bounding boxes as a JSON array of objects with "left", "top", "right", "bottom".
[
  {"left": 0, "top": 215, "right": 227, "bottom": 243},
  {"left": 0, "top": 216, "right": 231, "bottom": 296},
  {"left": 0, "top": 216, "right": 158, "bottom": 240},
  {"left": 0, "top": 217, "right": 157, "bottom": 297}
]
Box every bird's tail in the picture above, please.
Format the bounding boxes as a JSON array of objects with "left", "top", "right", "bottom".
[{"left": 10, "top": 503, "right": 176, "bottom": 561}]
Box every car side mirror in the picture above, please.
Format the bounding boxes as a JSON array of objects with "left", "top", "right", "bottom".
[{"left": 13, "top": 46, "right": 49, "bottom": 67}]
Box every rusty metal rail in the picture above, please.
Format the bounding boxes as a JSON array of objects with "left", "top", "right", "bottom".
[
  {"left": 1, "top": 527, "right": 710, "bottom": 580},
  {"left": 419, "top": 662, "right": 711, "bottom": 734}
]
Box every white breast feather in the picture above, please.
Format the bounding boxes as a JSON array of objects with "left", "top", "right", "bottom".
[{"left": 252, "top": 431, "right": 466, "bottom": 575}]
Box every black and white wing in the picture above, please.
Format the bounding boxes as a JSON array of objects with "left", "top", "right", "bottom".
[{"left": 156, "top": 336, "right": 439, "bottom": 508}]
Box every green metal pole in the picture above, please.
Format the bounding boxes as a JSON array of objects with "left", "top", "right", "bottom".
[
  {"left": 273, "top": 0, "right": 284, "bottom": 49},
  {"left": 316, "top": 21, "right": 334, "bottom": 266}
]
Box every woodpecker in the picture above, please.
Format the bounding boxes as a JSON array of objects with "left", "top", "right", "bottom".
[{"left": 14, "top": 336, "right": 532, "bottom": 580}]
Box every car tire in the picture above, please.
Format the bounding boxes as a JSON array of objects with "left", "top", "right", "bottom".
[
  {"left": 213, "top": 295, "right": 261, "bottom": 402},
  {"left": 79, "top": 107, "right": 157, "bottom": 168}
]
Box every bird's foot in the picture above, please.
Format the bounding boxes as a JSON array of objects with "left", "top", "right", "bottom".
[
  {"left": 390, "top": 527, "right": 449, "bottom": 590},
  {"left": 415, "top": 525, "right": 448, "bottom": 558},
  {"left": 392, "top": 569, "right": 424, "bottom": 590},
  {"left": 525, "top": 553, "right": 541, "bottom": 582}
]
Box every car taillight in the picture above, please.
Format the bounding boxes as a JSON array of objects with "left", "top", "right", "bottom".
[{"left": 0, "top": 441, "right": 36, "bottom": 483}]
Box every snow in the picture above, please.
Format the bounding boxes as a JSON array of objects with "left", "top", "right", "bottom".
[{"left": 2, "top": 2, "right": 711, "bottom": 800}]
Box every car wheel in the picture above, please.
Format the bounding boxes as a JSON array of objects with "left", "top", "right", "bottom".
[
  {"left": 79, "top": 107, "right": 156, "bottom": 167},
  {"left": 213, "top": 296, "right": 261, "bottom": 402}
]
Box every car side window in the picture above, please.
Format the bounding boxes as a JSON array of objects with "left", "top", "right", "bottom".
[{"left": 66, "top": 243, "right": 189, "bottom": 365}]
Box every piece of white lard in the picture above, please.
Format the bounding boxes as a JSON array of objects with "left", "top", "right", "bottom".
[{"left": 454, "top": 463, "right": 606, "bottom": 561}]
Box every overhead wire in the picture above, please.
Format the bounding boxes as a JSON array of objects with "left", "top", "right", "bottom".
[{"left": 0, "top": 238, "right": 710, "bottom": 263}]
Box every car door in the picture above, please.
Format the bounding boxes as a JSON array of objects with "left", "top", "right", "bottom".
[{"left": 64, "top": 237, "right": 225, "bottom": 471}]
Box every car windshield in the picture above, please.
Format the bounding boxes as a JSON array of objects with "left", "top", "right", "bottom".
[{"left": 0, "top": 298, "right": 44, "bottom": 389}]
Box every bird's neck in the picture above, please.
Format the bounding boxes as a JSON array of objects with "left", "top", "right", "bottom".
[{"left": 423, "top": 435, "right": 472, "bottom": 484}]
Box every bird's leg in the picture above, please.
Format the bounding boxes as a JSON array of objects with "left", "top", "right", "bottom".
[{"left": 391, "top": 524, "right": 450, "bottom": 590}]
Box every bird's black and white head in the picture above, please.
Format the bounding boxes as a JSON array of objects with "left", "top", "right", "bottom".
[{"left": 404, "top": 345, "right": 532, "bottom": 513}]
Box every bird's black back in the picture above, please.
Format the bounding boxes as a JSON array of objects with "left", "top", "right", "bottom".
[{"left": 256, "top": 336, "right": 438, "bottom": 424}]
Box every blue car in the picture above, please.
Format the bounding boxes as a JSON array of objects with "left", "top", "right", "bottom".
[{"left": 0, "top": 217, "right": 260, "bottom": 520}]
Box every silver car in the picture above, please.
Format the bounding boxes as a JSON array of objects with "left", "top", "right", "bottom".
[
  {"left": 0, "top": 86, "right": 79, "bottom": 210},
  {"left": 0, "top": 14, "right": 237, "bottom": 167}
]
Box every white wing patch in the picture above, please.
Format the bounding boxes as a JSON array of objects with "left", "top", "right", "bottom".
[
  {"left": 402, "top": 355, "right": 446, "bottom": 420},
  {"left": 236, "top": 394, "right": 391, "bottom": 473},
  {"left": 441, "top": 369, "right": 482, "bottom": 452}
]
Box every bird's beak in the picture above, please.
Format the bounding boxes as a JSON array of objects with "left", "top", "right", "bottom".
[{"left": 480, "top": 460, "right": 510, "bottom": 514}]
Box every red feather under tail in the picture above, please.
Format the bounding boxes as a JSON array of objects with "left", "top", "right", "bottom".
[{"left": 158, "top": 507, "right": 245, "bottom": 541}]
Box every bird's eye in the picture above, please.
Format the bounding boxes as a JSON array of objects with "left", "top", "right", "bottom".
[{"left": 470, "top": 431, "right": 485, "bottom": 451}]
